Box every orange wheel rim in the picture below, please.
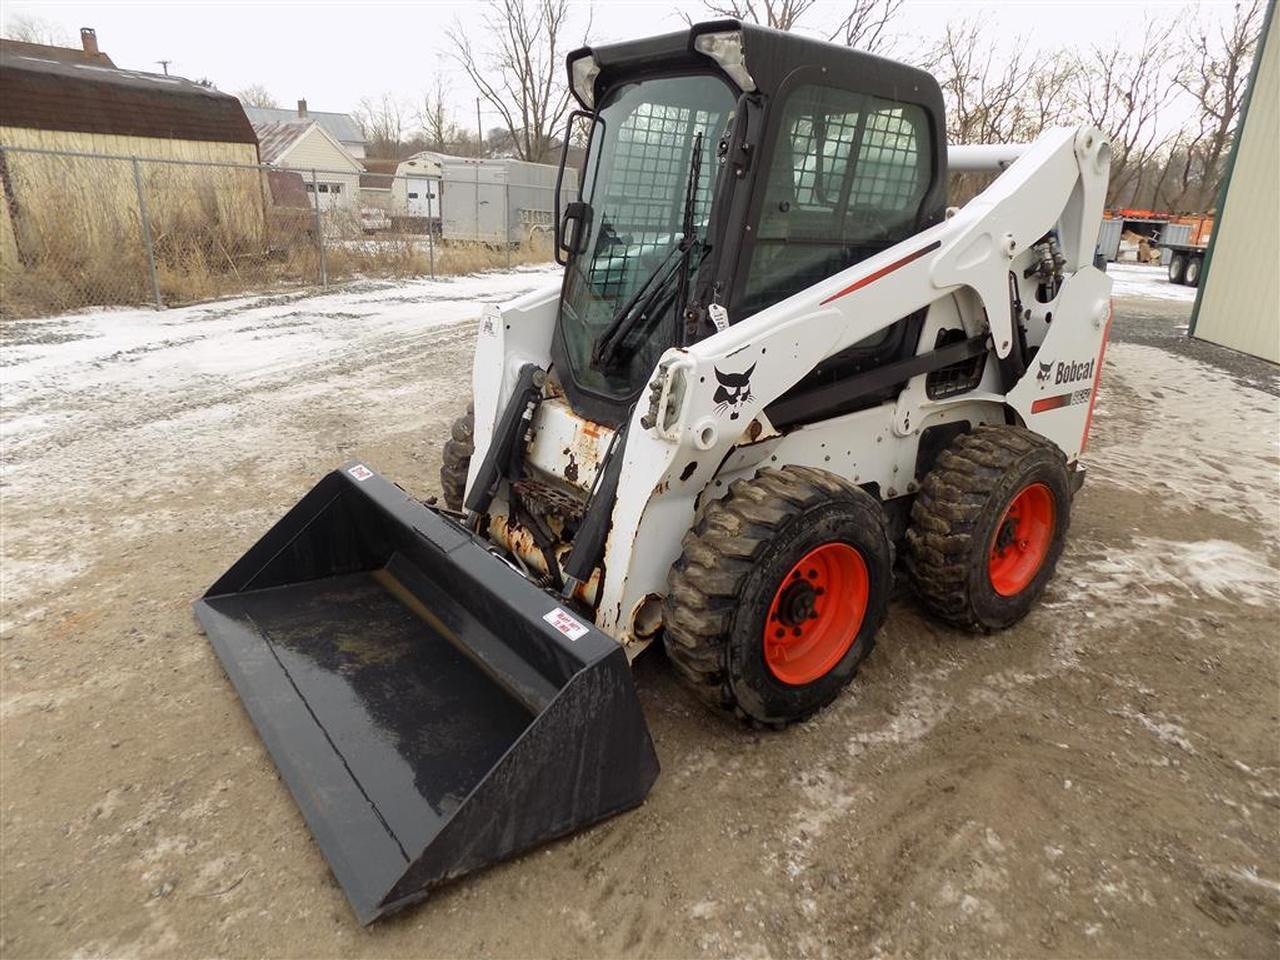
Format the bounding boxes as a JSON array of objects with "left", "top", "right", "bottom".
[
  {"left": 988, "top": 482, "right": 1056, "bottom": 596},
  {"left": 764, "top": 543, "right": 869, "bottom": 686}
]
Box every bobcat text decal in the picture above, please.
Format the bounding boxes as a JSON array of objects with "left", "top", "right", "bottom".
[
  {"left": 1037, "top": 357, "right": 1096, "bottom": 388},
  {"left": 713, "top": 364, "right": 755, "bottom": 420},
  {"left": 1031, "top": 356, "right": 1099, "bottom": 414}
]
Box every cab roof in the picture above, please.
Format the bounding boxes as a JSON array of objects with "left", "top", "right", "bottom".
[{"left": 567, "top": 19, "right": 943, "bottom": 120}]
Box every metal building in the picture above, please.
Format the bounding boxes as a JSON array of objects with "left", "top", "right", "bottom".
[{"left": 1189, "top": 0, "right": 1279, "bottom": 364}]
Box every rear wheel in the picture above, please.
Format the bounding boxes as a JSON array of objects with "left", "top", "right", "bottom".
[
  {"left": 663, "top": 466, "right": 892, "bottom": 726},
  {"left": 906, "top": 425, "right": 1071, "bottom": 630},
  {"left": 439, "top": 402, "right": 474, "bottom": 511},
  {"left": 1185, "top": 255, "right": 1202, "bottom": 287},
  {"left": 1168, "top": 253, "right": 1188, "bottom": 284}
]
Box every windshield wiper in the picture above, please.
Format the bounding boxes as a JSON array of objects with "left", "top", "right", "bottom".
[{"left": 592, "top": 132, "right": 704, "bottom": 370}]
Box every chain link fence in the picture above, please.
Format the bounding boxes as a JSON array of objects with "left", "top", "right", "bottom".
[{"left": 0, "top": 145, "right": 562, "bottom": 319}]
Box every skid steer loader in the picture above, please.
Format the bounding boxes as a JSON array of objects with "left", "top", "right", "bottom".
[{"left": 197, "top": 20, "right": 1112, "bottom": 924}]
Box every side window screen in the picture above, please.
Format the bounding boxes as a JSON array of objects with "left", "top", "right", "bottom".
[{"left": 740, "top": 85, "right": 930, "bottom": 321}]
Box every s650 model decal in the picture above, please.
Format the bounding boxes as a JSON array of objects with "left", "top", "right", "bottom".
[{"left": 1031, "top": 388, "right": 1091, "bottom": 414}]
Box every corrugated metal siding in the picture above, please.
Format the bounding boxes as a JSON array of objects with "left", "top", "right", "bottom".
[
  {"left": 1159, "top": 222, "right": 1193, "bottom": 265},
  {"left": 1193, "top": 9, "right": 1280, "bottom": 364},
  {"left": 1097, "top": 219, "right": 1123, "bottom": 261}
]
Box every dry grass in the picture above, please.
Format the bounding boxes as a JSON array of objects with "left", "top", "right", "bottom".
[
  {"left": 1, "top": 151, "right": 555, "bottom": 320},
  {"left": 323, "top": 233, "right": 554, "bottom": 281}
]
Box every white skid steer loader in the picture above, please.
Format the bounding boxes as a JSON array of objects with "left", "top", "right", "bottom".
[{"left": 196, "top": 20, "right": 1112, "bottom": 924}]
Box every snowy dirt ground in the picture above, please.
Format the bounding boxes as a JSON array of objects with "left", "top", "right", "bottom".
[{"left": 2, "top": 265, "right": 1278, "bottom": 958}]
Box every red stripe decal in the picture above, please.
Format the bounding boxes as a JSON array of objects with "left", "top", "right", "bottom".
[
  {"left": 820, "top": 240, "right": 942, "bottom": 305},
  {"left": 1031, "top": 393, "right": 1071, "bottom": 414},
  {"left": 1079, "top": 301, "right": 1113, "bottom": 453}
]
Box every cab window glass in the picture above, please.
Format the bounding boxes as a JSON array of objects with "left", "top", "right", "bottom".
[{"left": 740, "top": 85, "right": 930, "bottom": 320}]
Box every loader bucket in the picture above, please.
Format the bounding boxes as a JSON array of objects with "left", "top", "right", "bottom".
[{"left": 194, "top": 462, "right": 659, "bottom": 924}]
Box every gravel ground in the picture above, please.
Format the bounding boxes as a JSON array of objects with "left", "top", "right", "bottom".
[{"left": 2, "top": 264, "right": 1278, "bottom": 958}]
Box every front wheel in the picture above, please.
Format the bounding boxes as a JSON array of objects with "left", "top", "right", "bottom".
[
  {"left": 439, "top": 402, "right": 474, "bottom": 511},
  {"left": 1168, "top": 253, "right": 1187, "bottom": 284},
  {"left": 663, "top": 466, "right": 893, "bottom": 726},
  {"left": 906, "top": 425, "right": 1071, "bottom": 631}
]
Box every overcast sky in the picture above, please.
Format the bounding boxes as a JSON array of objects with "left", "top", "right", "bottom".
[{"left": 2, "top": 0, "right": 1231, "bottom": 135}]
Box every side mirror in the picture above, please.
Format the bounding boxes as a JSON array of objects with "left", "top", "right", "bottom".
[{"left": 554, "top": 108, "right": 603, "bottom": 266}]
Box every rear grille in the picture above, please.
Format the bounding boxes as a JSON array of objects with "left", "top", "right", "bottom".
[
  {"left": 512, "top": 477, "right": 587, "bottom": 525},
  {"left": 926, "top": 328, "right": 986, "bottom": 399}
]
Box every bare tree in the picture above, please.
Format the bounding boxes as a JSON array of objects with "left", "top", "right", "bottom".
[
  {"left": 417, "top": 77, "right": 456, "bottom": 153},
  {"left": 235, "top": 84, "right": 279, "bottom": 109},
  {"left": 919, "top": 20, "right": 1037, "bottom": 145},
  {"left": 1074, "top": 20, "right": 1177, "bottom": 206},
  {"left": 827, "top": 0, "right": 904, "bottom": 55},
  {"left": 449, "top": 0, "right": 585, "bottom": 164},
  {"left": 2, "top": 14, "right": 70, "bottom": 45},
  {"left": 355, "top": 94, "right": 407, "bottom": 159},
  {"left": 1173, "top": 0, "right": 1265, "bottom": 210},
  {"left": 1022, "top": 49, "right": 1079, "bottom": 134},
  {"left": 683, "top": 0, "right": 817, "bottom": 31}
]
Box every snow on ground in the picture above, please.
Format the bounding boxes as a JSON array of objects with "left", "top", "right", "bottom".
[
  {"left": 0, "top": 265, "right": 560, "bottom": 604},
  {"left": 1071, "top": 537, "right": 1280, "bottom": 612},
  {"left": 1108, "top": 262, "right": 1198, "bottom": 302},
  {"left": 1085, "top": 341, "right": 1280, "bottom": 537},
  {"left": 1, "top": 265, "right": 560, "bottom": 430}
]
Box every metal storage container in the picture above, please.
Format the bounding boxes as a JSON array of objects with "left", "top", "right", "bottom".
[
  {"left": 1157, "top": 222, "right": 1194, "bottom": 265},
  {"left": 1096, "top": 218, "right": 1123, "bottom": 262}
]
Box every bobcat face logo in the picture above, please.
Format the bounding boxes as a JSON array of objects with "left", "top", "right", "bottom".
[
  {"left": 713, "top": 364, "right": 755, "bottom": 420},
  {"left": 1036, "top": 360, "right": 1053, "bottom": 384}
]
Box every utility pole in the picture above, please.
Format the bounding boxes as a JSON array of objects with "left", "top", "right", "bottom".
[
  {"left": 476, "top": 97, "right": 483, "bottom": 157},
  {"left": 155, "top": 59, "right": 172, "bottom": 75}
]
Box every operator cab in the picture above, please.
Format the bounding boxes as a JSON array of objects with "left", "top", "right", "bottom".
[{"left": 551, "top": 20, "right": 948, "bottom": 428}]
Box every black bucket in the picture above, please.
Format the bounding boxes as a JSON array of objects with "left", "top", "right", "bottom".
[{"left": 195, "top": 462, "right": 659, "bottom": 924}]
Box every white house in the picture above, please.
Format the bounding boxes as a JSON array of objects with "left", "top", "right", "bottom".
[
  {"left": 244, "top": 101, "right": 367, "bottom": 158},
  {"left": 252, "top": 119, "right": 363, "bottom": 212}
]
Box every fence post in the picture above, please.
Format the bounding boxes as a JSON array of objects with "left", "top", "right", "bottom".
[
  {"left": 310, "top": 168, "right": 328, "bottom": 287},
  {"left": 131, "top": 156, "right": 163, "bottom": 309},
  {"left": 505, "top": 179, "right": 511, "bottom": 268},
  {"left": 426, "top": 175, "right": 436, "bottom": 279}
]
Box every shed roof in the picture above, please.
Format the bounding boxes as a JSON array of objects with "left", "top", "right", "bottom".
[
  {"left": 253, "top": 119, "right": 314, "bottom": 165},
  {"left": 0, "top": 51, "right": 256, "bottom": 145},
  {"left": 243, "top": 105, "right": 366, "bottom": 146},
  {"left": 251, "top": 119, "right": 364, "bottom": 172},
  {"left": 0, "top": 37, "right": 115, "bottom": 67}
]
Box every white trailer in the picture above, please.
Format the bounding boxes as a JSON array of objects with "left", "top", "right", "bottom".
[{"left": 439, "top": 157, "right": 577, "bottom": 244}]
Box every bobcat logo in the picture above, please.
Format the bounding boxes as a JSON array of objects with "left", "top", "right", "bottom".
[
  {"left": 1036, "top": 360, "right": 1054, "bottom": 384},
  {"left": 713, "top": 364, "right": 755, "bottom": 420}
]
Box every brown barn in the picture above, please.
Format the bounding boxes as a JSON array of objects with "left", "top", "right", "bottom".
[{"left": 0, "top": 30, "right": 265, "bottom": 286}]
